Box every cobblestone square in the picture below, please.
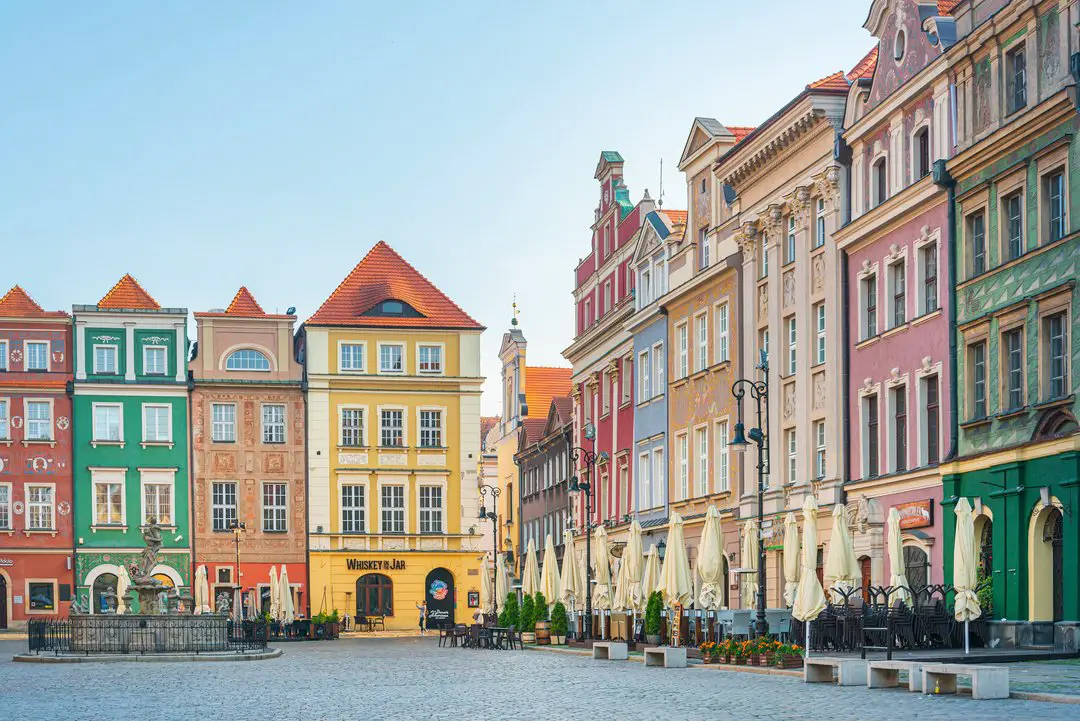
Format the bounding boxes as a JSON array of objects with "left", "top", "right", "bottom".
[{"left": 3, "top": 638, "right": 1079, "bottom": 720}]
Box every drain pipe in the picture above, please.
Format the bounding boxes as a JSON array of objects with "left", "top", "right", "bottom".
[{"left": 932, "top": 159, "right": 959, "bottom": 460}]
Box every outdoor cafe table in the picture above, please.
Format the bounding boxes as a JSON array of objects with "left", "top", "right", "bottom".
[{"left": 477, "top": 626, "right": 511, "bottom": 649}]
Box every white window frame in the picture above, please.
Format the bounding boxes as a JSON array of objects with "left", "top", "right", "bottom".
[
  {"left": 142, "top": 345, "right": 168, "bottom": 376},
  {"left": 24, "top": 398, "right": 53, "bottom": 442},
  {"left": 676, "top": 321, "right": 688, "bottom": 379},
  {"left": 338, "top": 341, "right": 366, "bottom": 372},
  {"left": 815, "top": 303, "right": 826, "bottom": 365},
  {"left": 640, "top": 268, "right": 651, "bottom": 308},
  {"left": 652, "top": 342, "right": 664, "bottom": 397},
  {"left": 0, "top": 482, "right": 11, "bottom": 529},
  {"left": 651, "top": 447, "right": 664, "bottom": 510},
  {"left": 785, "top": 215, "right": 796, "bottom": 265},
  {"left": 261, "top": 403, "right": 286, "bottom": 444},
  {"left": 141, "top": 403, "right": 172, "bottom": 445},
  {"left": 715, "top": 302, "right": 729, "bottom": 363},
  {"left": 786, "top": 429, "right": 797, "bottom": 485},
  {"left": 25, "top": 483, "right": 55, "bottom": 530},
  {"left": 211, "top": 480, "right": 237, "bottom": 532},
  {"left": 339, "top": 405, "right": 367, "bottom": 448},
  {"left": 92, "top": 469, "right": 127, "bottom": 527},
  {"left": 695, "top": 424, "right": 709, "bottom": 498},
  {"left": 418, "top": 483, "right": 445, "bottom": 534},
  {"left": 695, "top": 311, "right": 708, "bottom": 372},
  {"left": 91, "top": 402, "right": 124, "bottom": 445},
  {"left": 377, "top": 342, "right": 405, "bottom": 375},
  {"left": 714, "top": 419, "right": 730, "bottom": 492},
  {"left": 859, "top": 265, "right": 880, "bottom": 341},
  {"left": 261, "top": 481, "right": 288, "bottom": 532},
  {"left": 417, "top": 407, "right": 444, "bottom": 448},
  {"left": 638, "top": 350, "right": 651, "bottom": 400},
  {"left": 339, "top": 481, "right": 368, "bottom": 534},
  {"left": 0, "top": 340, "right": 7, "bottom": 371},
  {"left": 676, "top": 432, "right": 689, "bottom": 500},
  {"left": 379, "top": 482, "right": 407, "bottom": 534},
  {"left": 379, "top": 406, "right": 406, "bottom": 448},
  {"left": 224, "top": 348, "right": 272, "bottom": 371},
  {"left": 814, "top": 198, "right": 826, "bottom": 248},
  {"left": 211, "top": 403, "right": 237, "bottom": 443},
  {"left": 416, "top": 343, "right": 445, "bottom": 375},
  {"left": 621, "top": 356, "right": 632, "bottom": 404},
  {"left": 888, "top": 256, "right": 907, "bottom": 329},
  {"left": 24, "top": 340, "right": 50, "bottom": 372},
  {"left": 638, "top": 451, "right": 651, "bottom": 510},
  {"left": 139, "top": 469, "right": 175, "bottom": 527},
  {"left": 0, "top": 397, "right": 7, "bottom": 440},
  {"left": 814, "top": 420, "right": 826, "bottom": 480},
  {"left": 93, "top": 344, "right": 119, "bottom": 375},
  {"left": 786, "top": 316, "right": 797, "bottom": 376}
]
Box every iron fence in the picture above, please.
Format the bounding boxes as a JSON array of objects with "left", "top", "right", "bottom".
[{"left": 27, "top": 616, "right": 269, "bottom": 655}]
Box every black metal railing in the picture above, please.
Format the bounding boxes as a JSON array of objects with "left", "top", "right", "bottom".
[{"left": 27, "top": 616, "right": 269, "bottom": 655}]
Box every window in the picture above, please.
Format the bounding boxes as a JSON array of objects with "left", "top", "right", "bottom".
[
  {"left": 379, "top": 344, "right": 404, "bottom": 373},
  {"left": 695, "top": 313, "right": 708, "bottom": 372},
  {"left": 419, "top": 486, "right": 443, "bottom": 533},
  {"left": 262, "top": 404, "right": 286, "bottom": 444},
  {"left": 143, "top": 479, "right": 172, "bottom": 525},
  {"left": 601, "top": 371, "right": 611, "bottom": 415},
  {"left": 700, "top": 178, "right": 707, "bottom": 195},
  {"left": 814, "top": 199, "right": 826, "bottom": 248},
  {"left": 25, "top": 341, "right": 48, "bottom": 371},
  {"left": 419, "top": 410, "right": 442, "bottom": 448},
  {"left": 639, "top": 452, "right": 651, "bottom": 510},
  {"left": 0, "top": 340, "right": 6, "bottom": 371},
  {"left": 143, "top": 346, "right": 167, "bottom": 375},
  {"left": 890, "top": 262, "right": 905, "bottom": 327},
  {"left": 921, "top": 245, "right": 938, "bottom": 314},
  {"left": 1004, "top": 328, "right": 1024, "bottom": 410},
  {"left": 1044, "top": 312, "right": 1068, "bottom": 400},
  {"left": 760, "top": 329, "right": 769, "bottom": 364},
  {"left": 786, "top": 316, "right": 797, "bottom": 375},
  {"left": 677, "top": 433, "right": 688, "bottom": 500},
  {"left": 866, "top": 394, "right": 879, "bottom": 478},
  {"left": 814, "top": 421, "right": 826, "bottom": 479},
  {"left": 760, "top": 237, "right": 769, "bottom": 277},
  {"left": 653, "top": 344, "right": 665, "bottom": 396},
  {"left": 638, "top": 350, "right": 650, "bottom": 400},
  {"left": 652, "top": 448, "right": 664, "bottom": 509},
  {"left": 94, "top": 476, "right": 124, "bottom": 526},
  {"left": 677, "top": 323, "right": 688, "bottom": 378},
  {"left": 93, "top": 404, "right": 122, "bottom": 442},
  {"left": 1045, "top": 171, "right": 1066, "bottom": 243},
  {"left": 863, "top": 274, "right": 878, "bottom": 340},
  {"left": 699, "top": 227, "right": 710, "bottom": 269},
  {"left": 894, "top": 27, "right": 906, "bottom": 60},
  {"left": 695, "top": 426, "right": 708, "bottom": 497},
  {"left": 814, "top": 303, "right": 826, "bottom": 364},
  {"left": 225, "top": 349, "right": 270, "bottom": 371},
  {"left": 914, "top": 127, "right": 930, "bottom": 180},
  {"left": 381, "top": 485, "right": 405, "bottom": 533},
  {"left": 715, "top": 420, "right": 730, "bottom": 492},
  {"left": 0, "top": 485, "right": 9, "bottom": 529},
  {"left": 357, "top": 573, "right": 393, "bottom": 617},
  {"left": 1006, "top": 45, "right": 1026, "bottom": 114},
  {"left": 892, "top": 386, "right": 907, "bottom": 473},
  {"left": 262, "top": 483, "right": 287, "bottom": 532},
  {"left": 142, "top": 405, "right": 171, "bottom": 443},
  {"left": 27, "top": 485, "right": 54, "bottom": 530},
  {"left": 968, "top": 211, "right": 986, "bottom": 275},
  {"left": 340, "top": 343, "right": 365, "bottom": 371},
  {"left": 785, "top": 216, "right": 796, "bottom": 264},
  {"left": 341, "top": 408, "right": 364, "bottom": 447},
  {"left": 380, "top": 409, "right": 404, "bottom": 447},
  {"left": 212, "top": 403, "right": 236, "bottom": 442},
  {"left": 786, "top": 430, "right": 797, "bottom": 484},
  {"left": 716, "top": 304, "right": 729, "bottom": 363},
  {"left": 341, "top": 485, "right": 365, "bottom": 533},
  {"left": 640, "top": 268, "right": 651, "bottom": 307},
  {"left": 417, "top": 345, "right": 442, "bottom": 374},
  {"left": 584, "top": 298, "right": 592, "bottom": 328},
  {"left": 622, "top": 356, "right": 632, "bottom": 403},
  {"left": 873, "top": 158, "right": 887, "bottom": 206},
  {"left": 27, "top": 582, "right": 55, "bottom": 612},
  {"left": 603, "top": 280, "right": 612, "bottom": 314},
  {"left": 970, "top": 341, "right": 987, "bottom": 419},
  {"left": 25, "top": 401, "right": 51, "bottom": 441},
  {"left": 1004, "top": 192, "right": 1023, "bottom": 261},
  {"left": 924, "top": 375, "right": 940, "bottom": 465},
  {"left": 0, "top": 399, "right": 6, "bottom": 440},
  {"left": 212, "top": 482, "right": 237, "bottom": 531},
  {"left": 94, "top": 345, "right": 118, "bottom": 375}
]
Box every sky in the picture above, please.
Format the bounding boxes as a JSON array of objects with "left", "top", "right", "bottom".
[{"left": 0, "top": 1, "right": 875, "bottom": 415}]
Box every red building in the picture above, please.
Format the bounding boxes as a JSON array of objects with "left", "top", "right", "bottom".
[
  {"left": 0, "top": 286, "right": 74, "bottom": 628},
  {"left": 563, "top": 152, "right": 653, "bottom": 541}
]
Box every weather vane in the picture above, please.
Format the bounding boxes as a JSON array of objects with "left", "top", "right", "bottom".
[{"left": 511, "top": 295, "right": 520, "bottom": 326}]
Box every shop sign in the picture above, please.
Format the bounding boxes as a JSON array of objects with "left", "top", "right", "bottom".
[
  {"left": 467, "top": 591, "right": 479, "bottom": 608},
  {"left": 0, "top": 558, "right": 14, "bottom": 567},
  {"left": 425, "top": 568, "right": 455, "bottom": 629},
  {"left": 345, "top": 558, "right": 406, "bottom": 571},
  {"left": 895, "top": 500, "right": 933, "bottom": 530}
]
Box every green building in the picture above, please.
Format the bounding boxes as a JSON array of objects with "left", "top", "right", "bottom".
[
  {"left": 72, "top": 275, "right": 192, "bottom": 612},
  {"left": 942, "top": 3, "right": 1078, "bottom": 651}
]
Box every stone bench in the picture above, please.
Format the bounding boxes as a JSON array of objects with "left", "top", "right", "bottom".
[
  {"left": 922, "top": 664, "right": 1009, "bottom": 700},
  {"left": 867, "top": 660, "right": 926, "bottom": 692},
  {"left": 803, "top": 657, "right": 868, "bottom": 686},
  {"left": 643, "top": 646, "right": 687, "bottom": 668},
  {"left": 591, "top": 642, "right": 628, "bottom": 661}
]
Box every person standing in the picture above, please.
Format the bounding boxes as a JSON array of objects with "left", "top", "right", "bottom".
[{"left": 416, "top": 601, "right": 428, "bottom": 635}]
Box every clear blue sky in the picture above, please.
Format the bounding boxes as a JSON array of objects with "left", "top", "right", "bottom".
[{"left": 0, "top": 1, "right": 874, "bottom": 415}]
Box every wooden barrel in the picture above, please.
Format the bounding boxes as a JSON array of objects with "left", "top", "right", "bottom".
[{"left": 534, "top": 620, "right": 551, "bottom": 645}]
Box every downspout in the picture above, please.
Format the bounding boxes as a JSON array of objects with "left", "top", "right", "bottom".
[
  {"left": 841, "top": 251, "right": 851, "bottom": 487},
  {"left": 299, "top": 327, "right": 312, "bottom": 618},
  {"left": 658, "top": 305, "right": 669, "bottom": 518},
  {"left": 932, "top": 159, "right": 959, "bottom": 460},
  {"left": 187, "top": 368, "right": 196, "bottom": 593},
  {"left": 65, "top": 377, "right": 76, "bottom": 607}
]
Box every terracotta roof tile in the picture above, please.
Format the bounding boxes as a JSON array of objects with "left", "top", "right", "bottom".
[
  {"left": 98, "top": 274, "right": 161, "bottom": 310},
  {"left": 524, "top": 366, "right": 572, "bottom": 420},
  {"left": 226, "top": 287, "right": 266, "bottom": 316},
  {"left": 938, "top": 0, "right": 961, "bottom": 14},
  {"left": 480, "top": 416, "right": 500, "bottom": 442},
  {"left": 307, "top": 241, "right": 483, "bottom": 329},
  {"left": 660, "top": 210, "right": 688, "bottom": 226},
  {"left": 552, "top": 397, "right": 574, "bottom": 426},
  {"left": 847, "top": 46, "right": 879, "bottom": 82},
  {"left": 0, "top": 286, "right": 68, "bottom": 318},
  {"left": 728, "top": 126, "right": 756, "bottom": 143},
  {"left": 807, "top": 70, "right": 849, "bottom": 91},
  {"left": 519, "top": 418, "right": 549, "bottom": 446}
]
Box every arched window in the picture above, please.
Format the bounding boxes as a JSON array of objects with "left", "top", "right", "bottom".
[
  {"left": 152, "top": 573, "right": 174, "bottom": 588},
  {"left": 356, "top": 574, "right": 393, "bottom": 617},
  {"left": 903, "top": 545, "right": 929, "bottom": 591},
  {"left": 225, "top": 349, "right": 271, "bottom": 371},
  {"left": 93, "top": 573, "right": 119, "bottom": 614},
  {"left": 873, "top": 158, "right": 888, "bottom": 207}
]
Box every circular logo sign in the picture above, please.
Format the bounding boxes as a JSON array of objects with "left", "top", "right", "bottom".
[{"left": 429, "top": 579, "right": 449, "bottom": 601}]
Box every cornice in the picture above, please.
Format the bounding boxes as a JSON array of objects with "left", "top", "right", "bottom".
[{"left": 833, "top": 175, "right": 946, "bottom": 252}]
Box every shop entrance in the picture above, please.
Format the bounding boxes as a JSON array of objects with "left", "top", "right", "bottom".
[
  {"left": 356, "top": 574, "right": 393, "bottom": 618},
  {"left": 92, "top": 573, "right": 119, "bottom": 614},
  {"left": 424, "top": 568, "right": 455, "bottom": 629},
  {"left": 1045, "top": 508, "right": 1064, "bottom": 622},
  {"left": 0, "top": 574, "right": 7, "bottom": 629}
]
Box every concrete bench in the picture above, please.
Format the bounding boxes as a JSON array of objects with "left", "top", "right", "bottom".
[
  {"left": 643, "top": 646, "right": 687, "bottom": 668},
  {"left": 867, "top": 660, "right": 926, "bottom": 692},
  {"left": 591, "top": 642, "right": 628, "bottom": 661},
  {"left": 803, "top": 657, "right": 868, "bottom": 686},
  {"left": 922, "top": 664, "right": 1009, "bottom": 700}
]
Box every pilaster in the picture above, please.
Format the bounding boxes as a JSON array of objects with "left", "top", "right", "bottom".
[{"left": 124, "top": 322, "right": 136, "bottom": 381}]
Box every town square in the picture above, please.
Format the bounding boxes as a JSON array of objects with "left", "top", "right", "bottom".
[{"left": 1, "top": 0, "right": 1080, "bottom": 718}]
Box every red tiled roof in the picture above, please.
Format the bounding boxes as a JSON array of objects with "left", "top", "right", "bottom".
[
  {"left": 847, "top": 46, "right": 879, "bottom": 82},
  {"left": 306, "top": 241, "right": 483, "bottom": 329},
  {"left": 728, "top": 126, "right": 756, "bottom": 143},
  {"left": 98, "top": 274, "right": 161, "bottom": 310},
  {"left": 226, "top": 287, "right": 266, "bottom": 315},
  {"left": 480, "top": 416, "right": 501, "bottom": 448},
  {"left": 524, "top": 366, "right": 572, "bottom": 420},
  {"left": 553, "top": 397, "right": 573, "bottom": 426},
  {"left": 0, "top": 286, "right": 68, "bottom": 318},
  {"left": 519, "top": 418, "right": 548, "bottom": 446},
  {"left": 938, "top": 0, "right": 961, "bottom": 14},
  {"left": 661, "top": 210, "right": 688, "bottom": 226},
  {"left": 807, "top": 71, "right": 849, "bottom": 91}
]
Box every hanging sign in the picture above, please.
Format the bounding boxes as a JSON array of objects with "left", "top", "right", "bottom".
[{"left": 895, "top": 500, "right": 933, "bottom": 530}]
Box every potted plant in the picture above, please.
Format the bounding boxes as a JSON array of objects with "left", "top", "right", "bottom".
[
  {"left": 520, "top": 594, "right": 536, "bottom": 644},
  {"left": 718, "top": 637, "right": 736, "bottom": 664},
  {"left": 311, "top": 611, "right": 328, "bottom": 640},
  {"left": 772, "top": 641, "right": 805, "bottom": 668},
  {"left": 328, "top": 609, "right": 341, "bottom": 639},
  {"left": 644, "top": 591, "right": 662, "bottom": 645},
  {"left": 734, "top": 639, "right": 751, "bottom": 665},
  {"left": 498, "top": 593, "right": 519, "bottom": 630},
  {"left": 550, "top": 601, "right": 569, "bottom": 644},
  {"left": 698, "top": 641, "right": 716, "bottom": 663}
]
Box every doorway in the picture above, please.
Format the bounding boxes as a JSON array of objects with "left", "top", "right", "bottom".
[
  {"left": 1044, "top": 508, "right": 1064, "bottom": 622},
  {"left": 0, "top": 574, "right": 7, "bottom": 629},
  {"left": 424, "top": 568, "right": 455, "bottom": 629}
]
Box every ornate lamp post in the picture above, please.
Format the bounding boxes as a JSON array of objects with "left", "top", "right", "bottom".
[
  {"left": 228, "top": 519, "right": 246, "bottom": 621},
  {"left": 729, "top": 350, "right": 770, "bottom": 638},
  {"left": 478, "top": 484, "right": 502, "bottom": 574},
  {"left": 569, "top": 421, "right": 598, "bottom": 640}
]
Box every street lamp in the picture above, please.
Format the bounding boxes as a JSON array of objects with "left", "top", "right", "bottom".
[
  {"left": 228, "top": 519, "right": 246, "bottom": 621},
  {"left": 730, "top": 349, "right": 770, "bottom": 638},
  {"left": 478, "top": 484, "right": 502, "bottom": 589},
  {"left": 569, "top": 421, "right": 598, "bottom": 640}
]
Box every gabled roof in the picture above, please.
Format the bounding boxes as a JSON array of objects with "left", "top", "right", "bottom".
[
  {"left": 594, "top": 150, "right": 625, "bottom": 179},
  {"left": 938, "top": 0, "right": 961, "bottom": 14},
  {"left": 306, "top": 241, "right": 483, "bottom": 330},
  {"left": 543, "top": 396, "right": 574, "bottom": 436},
  {"left": 519, "top": 418, "right": 548, "bottom": 447},
  {"left": 0, "top": 286, "right": 68, "bottom": 319},
  {"left": 195, "top": 287, "right": 295, "bottom": 319},
  {"left": 680, "top": 119, "right": 758, "bottom": 168},
  {"left": 660, "top": 210, "right": 687, "bottom": 227},
  {"left": 480, "top": 416, "right": 501, "bottom": 450},
  {"left": 98, "top": 274, "right": 161, "bottom": 310},
  {"left": 524, "top": 366, "right": 572, "bottom": 419},
  {"left": 846, "top": 46, "right": 879, "bottom": 83},
  {"left": 807, "top": 71, "right": 849, "bottom": 91}
]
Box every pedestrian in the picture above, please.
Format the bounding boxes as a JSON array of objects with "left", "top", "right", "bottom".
[{"left": 416, "top": 601, "right": 427, "bottom": 635}]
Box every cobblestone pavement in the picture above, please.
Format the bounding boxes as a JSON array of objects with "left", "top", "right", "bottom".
[{"left": 2, "top": 638, "right": 1079, "bottom": 720}]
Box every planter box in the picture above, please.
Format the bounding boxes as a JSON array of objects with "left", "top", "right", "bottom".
[{"left": 772, "top": 656, "right": 804, "bottom": 669}]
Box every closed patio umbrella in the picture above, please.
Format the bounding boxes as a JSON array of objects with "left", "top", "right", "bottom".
[
  {"left": 741, "top": 519, "right": 759, "bottom": 609},
  {"left": 592, "top": 525, "right": 612, "bottom": 611},
  {"left": 116, "top": 565, "right": 131, "bottom": 615},
  {"left": 268, "top": 566, "right": 280, "bottom": 621},
  {"left": 612, "top": 555, "right": 630, "bottom": 612},
  {"left": 194, "top": 565, "right": 211, "bottom": 614},
  {"left": 479, "top": 555, "right": 493, "bottom": 616},
  {"left": 539, "top": 534, "right": 561, "bottom": 607},
  {"left": 639, "top": 544, "right": 661, "bottom": 612},
  {"left": 953, "top": 497, "right": 981, "bottom": 654},
  {"left": 495, "top": 553, "right": 509, "bottom": 613},
  {"left": 887, "top": 507, "right": 912, "bottom": 606},
  {"left": 793, "top": 496, "right": 828, "bottom": 655},
  {"left": 522, "top": 538, "right": 541, "bottom": 597},
  {"left": 782, "top": 512, "right": 800, "bottom": 607},
  {"left": 698, "top": 505, "right": 726, "bottom": 610},
  {"left": 824, "top": 504, "right": 860, "bottom": 602},
  {"left": 279, "top": 565, "right": 295, "bottom": 625},
  {"left": 559, "top": 530, "right": 582, "bottom": 611},
  {"left": 624, "top": 520, "right": 645, "bottom": 612},
  {"left": 658, "top": 512, "right": 692, "bottom": 608}
]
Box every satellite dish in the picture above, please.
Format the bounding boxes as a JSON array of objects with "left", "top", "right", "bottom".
[{"left": 286, "top": 306, "right": 296, "bottom": 315}]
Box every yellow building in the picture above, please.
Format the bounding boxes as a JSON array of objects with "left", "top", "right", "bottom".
[{"left": 303, "top": 242, "right": 486, "bottom": 630}]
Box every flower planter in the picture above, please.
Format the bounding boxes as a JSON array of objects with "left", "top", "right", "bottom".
[
  {"left": 702, "top": 655, "right": 713, "bottom": 664},
  {"left": 773, "top": 656, "right": 804, "bottom": 669},
  {"left": 734, "top": 657, "right": 748, "bottom": 666},
  {"left": 521, "top": 632, "right": 536, "bottom": 645},
  {"left": 721, "top": 655, "right": 732, "bottom": 665},
  {"left": 749, "top": 654, "right": 762, "bottom": 665},
  {"left": 646, "top": 634, "right": 660, "bottom": 645},
  {"left": 552, "top": 635, "right": 566, "bottom": 645}
]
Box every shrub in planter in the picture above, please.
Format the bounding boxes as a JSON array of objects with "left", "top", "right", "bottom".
[
  {"left": 533, "top": 593, "right": 548, "bottom": 623},
  {"left": 550, "top": 601, "right": 569, "bottom": 644},
  {"left": 328, "top": 609, "right": 341, "bottom": 639},
  {"left": 644, "top": 591, "right": 663, "bottom": 645},
  {"left": 520, "top": 594, "right": 536, "bottom": 642},
  {"left": 498, "top": 593, "right": 519, "bottom": 629}
]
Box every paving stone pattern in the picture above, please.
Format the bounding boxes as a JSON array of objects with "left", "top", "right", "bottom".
[{"left": 2, "top": 638, "right": 1078, "bottom": 720}]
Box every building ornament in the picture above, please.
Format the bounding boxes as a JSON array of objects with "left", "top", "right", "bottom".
[
  {"left": 785, "top": 186, "right": 812, "bottom": 230},
  {"left": 606, "top": 357, "right": 621, "bottom": 378},
  {"left": 734, "top": 223, "right": 759, "bottom": 262},
  {"left": 811, "top": 166, "right": 841, "bottom": 210}
]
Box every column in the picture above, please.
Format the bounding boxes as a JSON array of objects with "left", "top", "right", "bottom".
[
  {"left": 174, "top": 322, "right": 186, "bottom": 383},
  {"left": 124, "top": 322, "right": 136, "bottom": 381},
  {"left": 75, "top": 321, "right": 87, "bottom": 380}
]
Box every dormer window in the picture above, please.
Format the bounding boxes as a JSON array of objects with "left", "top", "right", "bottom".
[
  {"left": 382, "top": 300, "right": 403, "bottom": 314},
  {"left": 361, "top": 299, "right": 423, "bottom": 318},
  {"left": 894, "top": 28, "right": 906, "bottom": 62},
  {"left": 225, "top": 349, "right": 271, "bottom": 371}
]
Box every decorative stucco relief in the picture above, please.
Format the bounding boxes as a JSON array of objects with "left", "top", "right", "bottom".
[
  {"left": 812, "top": 255, "right": 825, "bottom": 294},
  {"left": 783, "top": 382, "right": 796, "bottom": 420},
  {"left": 782, "top": 271, "right": 795, "bottom": 308},
  {"left": 758, "top": 284, "right": 769, "bottom": 317},
  {"left": 813, "top": 372, "right": 825, "bottom": 411}
]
